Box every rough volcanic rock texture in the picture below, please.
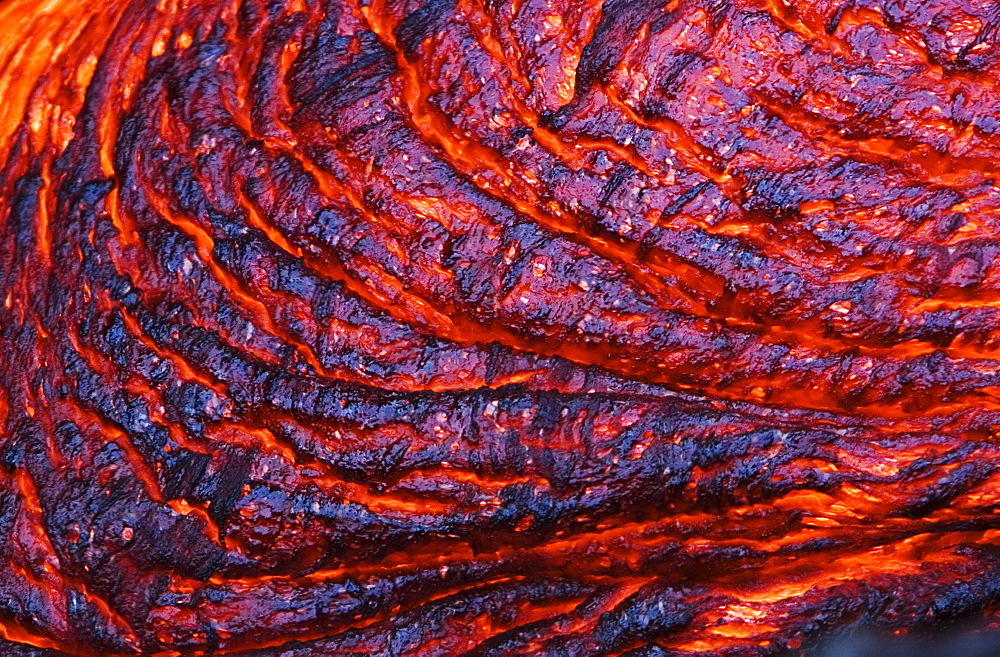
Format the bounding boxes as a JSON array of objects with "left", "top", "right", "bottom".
[{"left": 3, "top": 0, "right": 1000, "bottom": 654}]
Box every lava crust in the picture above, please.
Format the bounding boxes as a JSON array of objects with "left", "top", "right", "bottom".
[{"left": 3, "top": 0, "right": 1000, "bottom": 655}]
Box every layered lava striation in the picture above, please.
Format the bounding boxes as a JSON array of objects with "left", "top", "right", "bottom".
[{"left": 3, "top": 0, "right": 1000, "bottom": 654}]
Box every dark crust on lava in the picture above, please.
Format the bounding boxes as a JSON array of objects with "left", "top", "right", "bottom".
[{"left": 3, "top": 0, "right": 1000, "bottom": 655}]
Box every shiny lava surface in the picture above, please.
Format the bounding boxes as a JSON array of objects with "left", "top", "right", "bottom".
[{"left": 3, "top": 0, "right": 1000, "bottom": 655}]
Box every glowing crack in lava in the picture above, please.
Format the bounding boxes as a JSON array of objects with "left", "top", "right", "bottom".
[{"left": 3, "top": 0, "right": 1000, "bottom": 654}]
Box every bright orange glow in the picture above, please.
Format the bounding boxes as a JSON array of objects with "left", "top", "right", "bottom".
[{"left": 4, "top": 0, "right": 1000, "bottom": 655}]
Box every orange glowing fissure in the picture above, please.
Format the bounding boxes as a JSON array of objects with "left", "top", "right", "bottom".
[{"left": 5, "top": 0, "right": 1000, "bottom": 655}]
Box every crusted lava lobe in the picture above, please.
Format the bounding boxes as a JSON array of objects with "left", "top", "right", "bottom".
[{"left": 3, "top": 0, "right": 1000, "bottom": 655}]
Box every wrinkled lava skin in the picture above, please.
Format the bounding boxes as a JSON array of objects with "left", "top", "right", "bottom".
[{"left": 4, "top": 0, "right": 1000, "bottom": 655}]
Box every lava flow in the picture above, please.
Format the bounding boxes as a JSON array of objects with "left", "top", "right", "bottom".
[{"left": 3, "top": 0, "right": 1000, "bottom": 655}]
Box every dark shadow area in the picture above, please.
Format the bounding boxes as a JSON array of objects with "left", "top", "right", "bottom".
[{"left": 819, "top": 622, "right": 1000, "bottom": 657}]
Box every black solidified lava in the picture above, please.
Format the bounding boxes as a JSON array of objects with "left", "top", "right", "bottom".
[{"left": 3, "top": 0, "right": 1000, "bottom": 655}]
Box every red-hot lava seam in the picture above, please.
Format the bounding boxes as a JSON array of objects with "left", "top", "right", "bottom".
[{"left": 3, "top": 0, "right": 1000, "bottom": 655}]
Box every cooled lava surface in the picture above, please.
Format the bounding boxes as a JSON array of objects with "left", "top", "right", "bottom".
[{"left": 2, "top": 0, "right": 1000, "bottom": 655}]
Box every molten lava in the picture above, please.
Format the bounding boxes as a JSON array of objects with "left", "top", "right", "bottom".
[{"left": 2, "top": 0, "right": 1000, "bottom": 655}]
